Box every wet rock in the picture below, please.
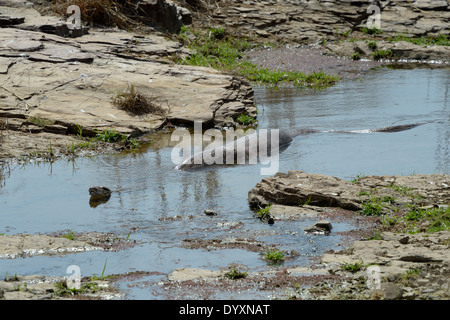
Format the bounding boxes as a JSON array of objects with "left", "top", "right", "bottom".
[
  {"left": 204, "top": 209, "right": 218, "bottom": 216},
  {"left": 304, "top": 220, "right": 333, "bottom": 235},
  {"left": 249, "top": 171, "right": 450, "bottom": 213},
  {"left": 89, "top": 186, "right": 112, "bottom": 207},
  {"left": 0, "top": 234, "right": 101, "bottom": 259},
  {"left": 89, "top": 186, "right": 112, "bottom": 198}
]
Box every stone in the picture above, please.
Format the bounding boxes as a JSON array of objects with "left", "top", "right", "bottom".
[
  {"left": 0, "top": 1, "right": 255, "bottom": 159},
  {"left": 204, "top": 209, "right": 218, "bottom": 216},
  {"left": 315, "top": 220, "right": 333, "bottom": 231},
  {"left": 89, "top": 186, "right": 112, "bottom": 198},
  {"left": 379, "top": 282, "right": 403, "bottom": 300},
  {"left": 399, "top": 236, "right": 410, "bottom": 245}
]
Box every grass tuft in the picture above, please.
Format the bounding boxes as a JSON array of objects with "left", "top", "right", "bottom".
[
  {"left": 175, "top": 26, "right": 339, "bottom": 89},
  {"left": 112, "top": 84, "right": 168, "bottom": 116},
  {"left": 264, "top": 248, "right": 285, "bottom": 264}
]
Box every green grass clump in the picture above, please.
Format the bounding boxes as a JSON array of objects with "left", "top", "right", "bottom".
[
  {"left": 224, "top": 266, "right": 248, "bottom": 280},
  {"left": 387, "top": 34, "right": 449, "bottom": 46},
  {"left": 236, "top": 113, "right": 256, "bottom": 125},
  {"left": 254, "top": 204, "right": 272, "bottom": 220},
  {"left": 372, "top": 49, "right": 395, "bottom": 60},
  {"left": 95, "top": 128, "right": 139, "bottom": 149},
  {"left": 96, "top": 129, "right": 125, "bottom": 143},
  {"left": 367, "top": 40, "right": 378, "bottom": 50},
  {"left": 404, "top": 206, "right": 450, "bottom": 234},
  {"left": 351, "top": 52, "right": 361, "bottom": 60},
  {"left": 176, "top": 26, "right": 339, "bottom": 89},
  {"left": 341, "top": 261, "right": 366, "bottom": 273},
  {"left": 62, "top": 231, "right": 76, "bottom": 241},
  {"left": 264, "top": 249, "right": 285, "bottom": 264},
  {"left": 361, "top": 27, "right": 383, "bottom": 35},
  {"left": 361, "top": 198, "right": 385, "bottom": 216}
]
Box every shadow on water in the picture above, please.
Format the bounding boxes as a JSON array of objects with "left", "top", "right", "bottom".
[{"left": 0, "top": 66, "right": 449, "bottom": 299}]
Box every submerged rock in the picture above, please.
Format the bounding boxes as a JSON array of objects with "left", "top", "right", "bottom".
[
  {"left": 89, "top": 186, "right": 112, "bottom": 197},
  {"left": 305, "top": 220, "right": 333, "bottom": 235},
  {"left": 89, "top": 186, "right": 112, "bottom": 207}
]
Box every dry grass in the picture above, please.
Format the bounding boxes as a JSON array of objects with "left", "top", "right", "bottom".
[
  {"left": 112, "top": 84, "right": 168, "bottom": 116},
  {"left": 51, "top": 0, "right": 139, "bottom": 29}
]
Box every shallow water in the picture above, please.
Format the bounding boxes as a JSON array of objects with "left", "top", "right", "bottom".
[{"left": 0, "top": 66, "right": 448, "bottom": 299}]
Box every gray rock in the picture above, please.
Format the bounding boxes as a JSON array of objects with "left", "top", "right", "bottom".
[
  {"left": 379, "top": 282, "right": 403, "bottom": 300},
  {"left": 204, "top": 209, "right": 218, "bottom": 216}
]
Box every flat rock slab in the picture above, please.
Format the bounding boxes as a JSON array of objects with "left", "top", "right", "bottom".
[
  {"left": 0, "top": 2, "right": 256, "bottom": 158},
  {"left": 168, "top": 268, "right": 224, "bottom": 281},
  {"left": 248, "top": 171, "right": 450, "bottom": 214},
  {"left": 0, "top": 234, "right": 101, "bottom": 259}
]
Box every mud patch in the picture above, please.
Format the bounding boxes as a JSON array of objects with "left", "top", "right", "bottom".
[
  {"left": 182, "top": 237, "right": 269, "bottom": 253},
  {"left": 245, "top": 46, "right": 384, "bottom": 80},
  {"left": 157, "top": 267, "right": 346, "bottom": 300}
]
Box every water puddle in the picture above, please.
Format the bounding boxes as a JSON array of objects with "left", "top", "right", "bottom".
[{"left": 0, "top": 66, "right": 448, "bottom": 299}]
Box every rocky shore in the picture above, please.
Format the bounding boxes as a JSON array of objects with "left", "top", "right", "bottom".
[
  {"left": 0, "top": 0, "right": 449, "bottom": 300},
  {"left": 247, "top": 171, "right": 450, "bottom": 299},
  {"left": 1, "top": 0, "right": 449, "bottom": 160}
]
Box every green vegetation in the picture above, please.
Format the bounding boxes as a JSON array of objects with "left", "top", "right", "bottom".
[
  {"left": 361, "top": 27, "right": 383, "bottom": 35},
  {"left": 341, "top": 261, "right": 366, "bottom": 273},
  {"left": 62, "top": 231, "right": 76, "bottom": 241},
  {"left": 236, "top": 113, "right": 257, "bottom": 126},
  {"left": 387, "top": 34, "right": 449, "bottom": 46},
  {"left": 264, "top": 248, "right": 285, "bottom": 264},
  {"left": 358, "top": 180, "right": 450, "bottom": 235},
  {"left": 372, "top": 49, "right": 395, "bottom": 60},
  {"left": 403, "top": 206, "right": 450, "bottom": 234},
  {"left": 367, "top": 40, "right": 378, "bottom": 50},
  {"left": 361, "top": 197, "right": 385, "bottom": 216},
  {"left": 95, "top": 128, "right": 125, "bottom": 143},
  {"left": 254, "top": 204, "right": 272, "bottom": 220},
  {"left": 95, "top": 128, "right": 138, "bottom": 149},
  {"left": 351, "top": 52, "right": 361, "bottom": 60},
  {"left": 401, "top": 267, "right": 422, "bottom": 281},
  {"left": 367, "top": 230, "right": 383, "bottom": 240},
  {"left": 387, "top": 183, "right": 414, "bottom": 196},
  {"left": 27, "top": 117, "right": 55, "bottom": 128},
  {"left": 350, "top": 173, "right": 366, "bottom": 184},
  {"left": 224, "top": 266, "right": 248, "bottom": 280},
  {"left": 176, "top": 26, "right": 339, "bottom": 89}
]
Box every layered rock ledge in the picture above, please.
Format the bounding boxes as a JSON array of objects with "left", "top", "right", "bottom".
[
  {"left": 0, "top": 0, "right": 256, "bottom": 158},
  {"left": 249, "top": 171, "right": 450, "bottom": 213},
  {"left": 200, "top": 0, "right": 450, "bottom": 62},
  {"left": 248, "top": 171, "right": 450, "bottom": 299}
]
